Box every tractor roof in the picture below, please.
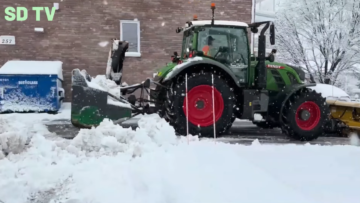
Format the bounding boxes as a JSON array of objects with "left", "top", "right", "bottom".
[
  {"left": 190, "top": 20, "right": 248, "bottom": 27},
  {"left": 181, "top": 20, "right": 248, "bottom": 32}
]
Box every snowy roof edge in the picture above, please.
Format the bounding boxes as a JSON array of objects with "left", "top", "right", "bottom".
[{"left": 190, "top": 20, "right": 248, "bottom": 27}]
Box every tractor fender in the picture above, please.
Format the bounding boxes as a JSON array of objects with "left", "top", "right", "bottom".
[
  {"left": 270, "top": 83, "right": 317, "bottom": 122},
  {"left": 162, "top": 57, "right": 241, "bottom": 87}
]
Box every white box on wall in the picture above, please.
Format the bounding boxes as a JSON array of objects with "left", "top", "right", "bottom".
[
  {"left": 0, "top": 35, "right": 15, "bottom": 45},
  {"left": 34, "top": 28, "right": 44, "bottom": 32},
  {"left": 54, "top": 3, "right": 59, "bottom": 10}
]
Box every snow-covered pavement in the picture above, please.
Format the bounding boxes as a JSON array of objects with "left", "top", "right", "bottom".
[{"left": 1, "top": 103, "right": 360, "bottom": 203}]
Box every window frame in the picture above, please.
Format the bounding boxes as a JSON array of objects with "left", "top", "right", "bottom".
[
  {"left": 120, "top": 20, "right": 141, "bottom": 57},
  {"left": 197, "top": 25, "right": 250, "bottom": 65}
]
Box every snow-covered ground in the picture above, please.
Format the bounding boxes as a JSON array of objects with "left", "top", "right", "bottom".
[{"left": 1, "top": 104, "right": 360, "bottom": 203}]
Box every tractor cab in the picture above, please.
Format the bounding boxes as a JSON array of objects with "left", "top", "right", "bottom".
[
  {"left": 179, "top": 20, "right": 250, "bottom": 83},
  {"left": 173, "top": 3, "right": 275, "bottom": 89}
]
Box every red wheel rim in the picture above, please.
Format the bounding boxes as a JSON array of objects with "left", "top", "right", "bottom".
[
  {"left": 183, "top": 85, "right": 224, "bottom": 127},
  {"left": 295, "top": 101, "right": 321, "bottom": 130}
]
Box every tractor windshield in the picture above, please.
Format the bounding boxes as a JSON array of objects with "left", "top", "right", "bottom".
[{"left": 198, "top": 26, "right": 249, "bottom": 83}]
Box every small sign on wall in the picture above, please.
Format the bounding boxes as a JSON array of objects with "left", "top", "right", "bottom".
[{"left": 0, "top": 35, "right": 15, "bottom": 45}]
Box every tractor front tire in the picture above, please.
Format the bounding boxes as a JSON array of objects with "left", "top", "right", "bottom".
[
  {"left": 281, "top": 88, "right": 329, "bottom": 141},
  {"left": 164, "top": 71, "right": 235, "bottom": 137}
]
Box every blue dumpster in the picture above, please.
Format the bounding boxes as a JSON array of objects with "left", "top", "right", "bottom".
[{"left": 0, "top": 60, "right": 65, "bottom": 113}]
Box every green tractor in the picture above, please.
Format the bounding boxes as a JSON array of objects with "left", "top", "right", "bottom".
[{"left": 70, "top": 4, "right": 329, "bottom": 141}]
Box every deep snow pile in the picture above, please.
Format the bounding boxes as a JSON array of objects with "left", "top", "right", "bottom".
[
  {"left": 0, "top": 103, "right": 71, "bottom": 158},
  {"left": 0, "top": 118, "right": 30, "bottom": 159},
  {"left": 68, "top": 114, "right": 180, "bottom": 158},
  {"left": 1, "top": 114, "right": 360, "bottom": 203}
]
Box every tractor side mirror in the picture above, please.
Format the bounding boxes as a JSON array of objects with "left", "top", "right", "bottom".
[
  {"left": 267, "top": 54, "right": 275, "bottom": 62},
  {"left": 176, "top": 27, "right": 182, "bottom": 33},
  {"left": 250, "top": 27, "right": 258, "bottom": 34},
  {"left": 171, "top": 52, "right": 180, "bottom": 63},
  {"left": 266, "top": 49, "right": 276, "bottom": 62},
  {"left": 270, "top": 23, "right": 275, "bottom": 45}
]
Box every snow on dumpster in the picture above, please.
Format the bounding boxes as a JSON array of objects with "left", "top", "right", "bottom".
[{"left": 0, "top": 60, "right": 65, "bottom": 112}]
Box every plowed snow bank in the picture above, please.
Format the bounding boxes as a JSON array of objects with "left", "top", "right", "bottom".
[
  {"left": 1, "top": 108, "right": 360, "bottom": 203},
  {"left": 0, "top": 103, "right": 70, "bottom": 158},
  {"left": 67, "top": 114, "right": 179, "bottom": 157}
]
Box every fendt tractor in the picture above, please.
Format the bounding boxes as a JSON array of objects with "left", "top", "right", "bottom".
[{"left": 71, "top": 3, "right": 335, "bottom": 141}]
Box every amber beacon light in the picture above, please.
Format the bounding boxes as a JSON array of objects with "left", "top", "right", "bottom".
[{"left": 210, "top": 3, "right": 216, "bottom": 25}]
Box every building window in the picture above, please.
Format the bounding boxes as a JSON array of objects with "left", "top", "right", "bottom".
[{"left": 120, "top": 20, "right": 141, "bottom": 57}]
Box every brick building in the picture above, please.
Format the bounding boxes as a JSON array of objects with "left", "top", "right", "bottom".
[{"left": 0, "top": 0, "right": 253, "bottom": 101}]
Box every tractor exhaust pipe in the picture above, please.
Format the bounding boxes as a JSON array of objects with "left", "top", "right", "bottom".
[
  {"left": 249, "top": 21, "right": 275, "bottom": 89},
  {"left": 256, "top": 22, "right": 270, "bottom": 89}
]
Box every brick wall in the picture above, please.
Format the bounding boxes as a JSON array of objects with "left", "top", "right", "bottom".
[{"left": 0, "top": 0, "right": 253, "bottom": 101}]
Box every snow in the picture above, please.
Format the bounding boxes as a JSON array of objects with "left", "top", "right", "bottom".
[
  {"left": 0, "top": 60, "right": 63, "bottom": 80},
  {"left": 78, "top": 71, "right": 120, "bottom": 95},
  {"left": 253, "top": 113, "right": 263, "bottom": 121},
  {"left": 0, "top": 103, "right": 71, "bottom": 157},
  {"left": 189, "top": 20, "right": 248, "bottom": 28},
  {"left": 107, "top": 96, "right": 132, "bottom": 109},
  {"left": 78, "top": 71, "right": 132, "bottom": 108},
  {"left": 0, "top": 89, "right": 59, "bottom": 112},
  {"left": 349, "top": 133, "right": 360, "bottom": 146},
  {"left": 164, "top": 56, "right": 203, "bottom": 81},
  {"left": 1, "top": 103, "right": 360, "bottom": 203},
  {"left": 309, "top": 83, "right": 350, "bottom": 101},
  {"left": 98, "top": 41, "right": 109, "bottom": 47},
  {"left": 90, "top": 75, "right": 121, "bottom": 98}
]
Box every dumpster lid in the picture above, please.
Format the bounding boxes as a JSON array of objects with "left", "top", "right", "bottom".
[{"left": 0, "top": 60, "right": 63, "bottom": 80}]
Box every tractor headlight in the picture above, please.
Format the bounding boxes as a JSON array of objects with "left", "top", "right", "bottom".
[{"left": 153, "top": 72, "right": 158, "bottom": 78}]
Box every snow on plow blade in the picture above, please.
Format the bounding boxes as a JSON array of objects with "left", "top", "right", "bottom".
[{"left": 71, "top": 69, "right": 132, "bottom": 128}]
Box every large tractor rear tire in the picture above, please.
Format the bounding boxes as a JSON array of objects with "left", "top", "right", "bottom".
[
  {"left": 163, "top": 71, "right": 235, "bottom": 137},
  {"left": 281, "top": 88, "right": 330, "bottom": 141}
]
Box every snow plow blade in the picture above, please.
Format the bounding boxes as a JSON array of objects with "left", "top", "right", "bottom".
[
  {"left": 71, "top": 69, "right": 132, "bottom": 128},
  {"left": 326, "top": 100, "right": 360, "bottom": 135}
]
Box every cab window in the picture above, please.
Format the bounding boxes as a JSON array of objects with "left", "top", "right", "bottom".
[
  {"left": 197, "top": 26, "right": 249, "bottom": 83},
  {"left": 181, "top": 30, "right": 194, "bottom": 58},
  {"left": 197, "top": 26, "right": 248, "bottom": 65}
]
